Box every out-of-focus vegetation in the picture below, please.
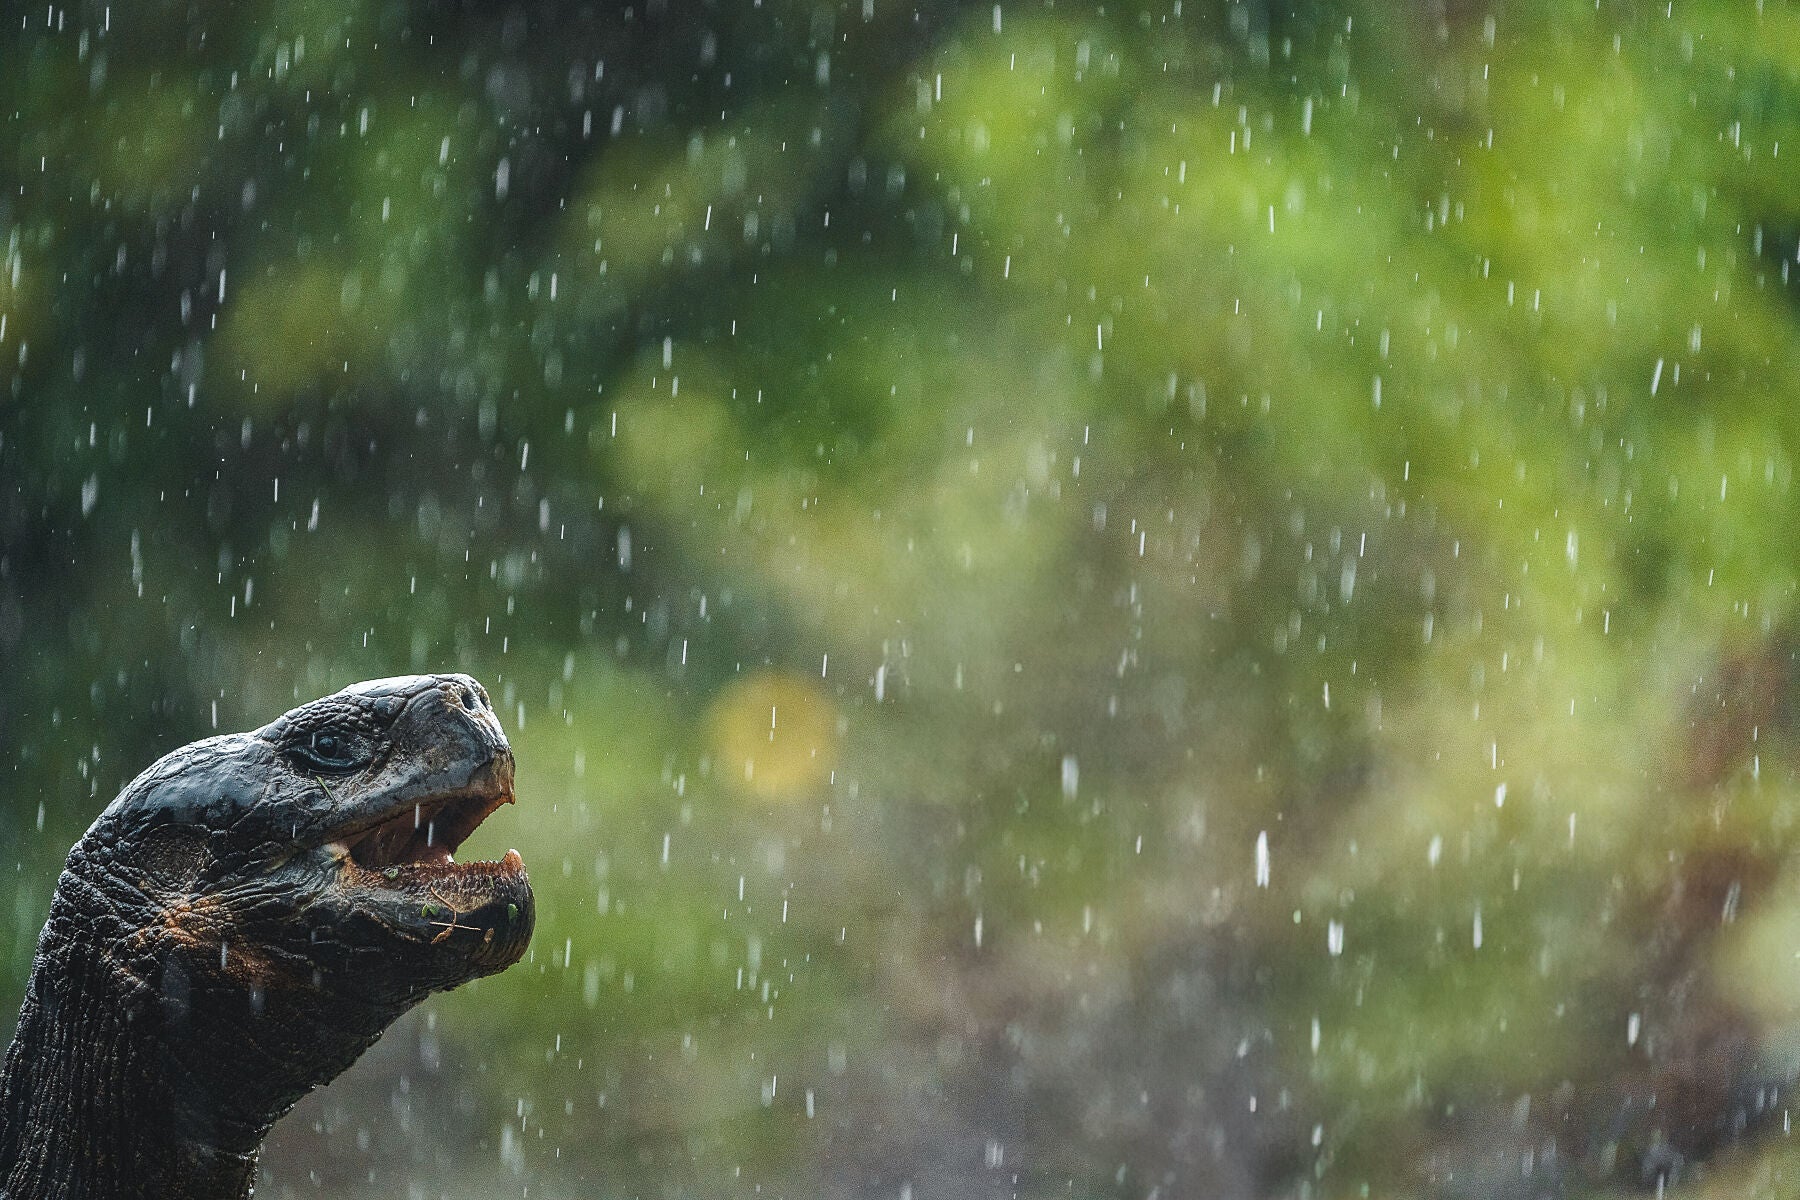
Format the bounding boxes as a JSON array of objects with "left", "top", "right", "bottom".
[{"left": 9, "top": 0, "right": 1800, "bottom": 1196}]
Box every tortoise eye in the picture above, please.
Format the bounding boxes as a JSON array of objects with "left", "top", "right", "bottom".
[{"left": 291, "top": 730, "right": 367, "bottom": 774}]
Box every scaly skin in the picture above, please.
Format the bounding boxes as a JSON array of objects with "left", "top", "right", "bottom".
[{"left": 0, "top": 674, "right": 535, "bottom": 1200}]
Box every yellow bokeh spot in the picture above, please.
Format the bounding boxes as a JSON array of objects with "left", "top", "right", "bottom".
[{"left": 707, "top": 672, "right": 839, "bottom": 802}]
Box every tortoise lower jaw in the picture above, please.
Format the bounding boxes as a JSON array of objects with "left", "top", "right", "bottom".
[
  {"left": 339, "top": 847, "right": 535, "bottom": 967},
  {"left": 328, "top": 843, "right": 528, "bottom": 886}
]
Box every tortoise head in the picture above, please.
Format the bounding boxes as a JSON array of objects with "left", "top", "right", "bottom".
[{"left": 50, "top": 673, "right": 535, "bottom": 1152}]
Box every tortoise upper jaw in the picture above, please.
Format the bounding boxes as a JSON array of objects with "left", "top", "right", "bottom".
[
  {"left": 324, "top": 781, "right": 515, "bottom": 872},
  {"left": 312, "top": 745, "right": 515, "bottom": 864}
]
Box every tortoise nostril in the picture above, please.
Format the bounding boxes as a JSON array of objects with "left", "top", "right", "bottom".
[{"left": 459, "top": 686, "right": 478, "bottom": 709}]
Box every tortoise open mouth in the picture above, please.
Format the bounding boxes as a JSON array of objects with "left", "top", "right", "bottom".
[
  {"left": 322, "top": 776, "right": 533, "bottom": 961},
  {"left": 319, "top": 757, "right": 526, "bottom": 889},
  {"left": 338, "top": 787, "right": 514, "bottom": 872}
]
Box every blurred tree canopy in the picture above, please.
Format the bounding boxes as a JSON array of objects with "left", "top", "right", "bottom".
[{"left": 11, "top": 0, "right": 1800, "bottom": 1196}]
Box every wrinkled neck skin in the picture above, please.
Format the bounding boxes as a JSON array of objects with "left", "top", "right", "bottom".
[
  {"left": 0, "top": 878, "right": 256, "bottom": 1200},
  {"left": 0, "top": 972, "right": 254, "bottom": 1199},
  {"left": 0, "top": 856, "right": 392, "bottom": 1200},
  {"left": 0, "top": 951, "right": 234, "bottom": 1196}
]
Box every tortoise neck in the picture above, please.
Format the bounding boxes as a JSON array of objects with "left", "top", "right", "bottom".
[{"left": 0, "top": 899, "right": 262, "bottom": 1200}]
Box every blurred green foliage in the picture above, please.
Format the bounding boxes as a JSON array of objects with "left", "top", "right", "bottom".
[{"left": 11, "top": 0, "right": 1800, "bottom": 1196}]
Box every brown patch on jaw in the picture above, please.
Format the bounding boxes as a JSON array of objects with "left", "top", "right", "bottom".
[{"left": 150, "top": 893, "right": 307, "bottom": 991}]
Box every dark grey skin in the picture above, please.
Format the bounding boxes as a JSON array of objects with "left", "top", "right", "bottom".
[{"left": 0, "top": 674, "right": 536, "bottom": 1200}]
